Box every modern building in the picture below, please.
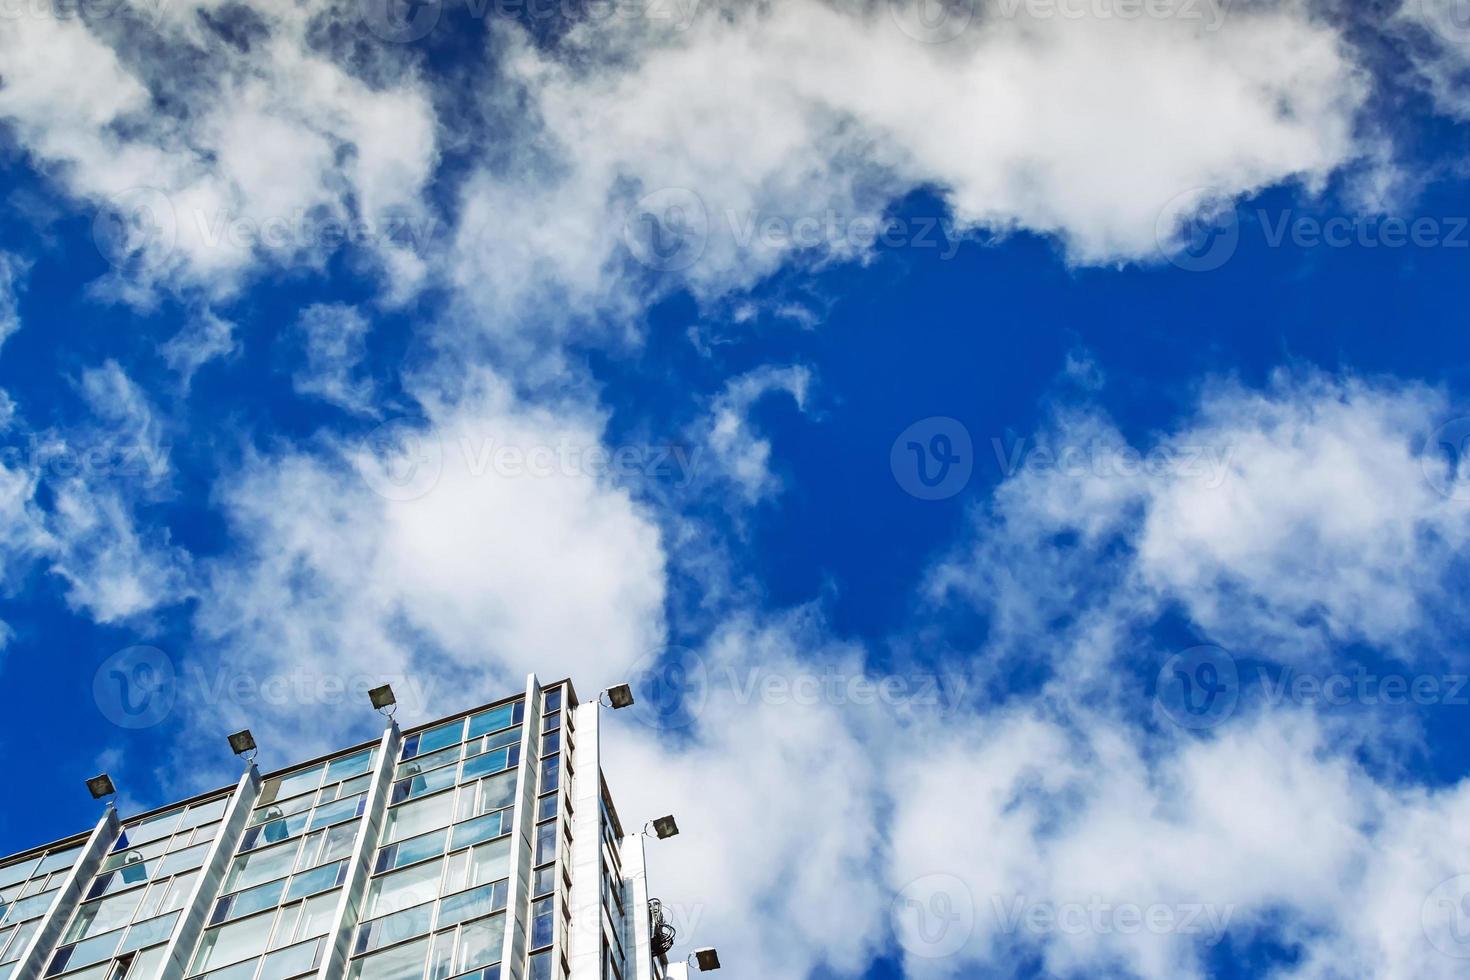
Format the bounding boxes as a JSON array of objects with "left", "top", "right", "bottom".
[{"left": 0, "top": 677, "right": 719, "bottom": 980}]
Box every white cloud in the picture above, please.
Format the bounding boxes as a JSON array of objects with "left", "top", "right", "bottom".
[
  {"left": 451, "top": 0, "right": 1372, "bottom": 341},
  {"left": 0, "top": 253, "right": 27, "bottom": 353},
  {"left": 160, "top": 309, "right": 240, "bottom": 387},
  {"left": 936, "top": 372, "right": 1470, "bottom": 664},
  {"left": 602, "top": 613, "right": 888, "bottom": 980},
  {"left": 292, "top": 303, "right": 377, "bottom": 414},
  {"left": 0, "top": 5, "right": 438, "bottom": 302},
  {"left": 185, "top": 368, "right": 667, "bottom": 748},
  {"left": 701, "top": 364, "right": 812, "bottom": 503}
]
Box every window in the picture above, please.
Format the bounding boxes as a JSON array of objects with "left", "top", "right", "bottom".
[
  {"left": 363, "top": 860, "right": 441, "bottom": 920},
  {"left": 452, "top": 915, "right": 503, "bottom": 973},
  {"left": 467, "top": 840, "right": 510, "bottom": 890},
  {"left": 384, "top": 794, "right": 455, "bottom": 845},
  {"left": 437, "top": 883, "right": 504, "bottom": 930},
  {"left": 224, "top": 842, "right": 299, "bottom": 894},
  {"left": 375, "top": 829, "right": 447, "bottom": 875},
  {"left": 260, "top": 767, "right": 326, "bottom": 807},
  {"left": 466, "top": 702, "right": 522, "bottom": 740},
  {"left": 258, "top": 937, "right": 322, "bottom": 980},
  {"left": 283, "top": 861, "right": 345, "bottom": 902},
  {"left": 325, "top": 749, "right": 375, "bottom": 784},
  {"left": 211, "top": 880, "right": 286, "bottom": 926},
  {"left": 64, "top": 892, "right": 144, "bottom": 944},
  {"left": 346, "top": 936, "right": 428, "bottom": 980},
  {"left": 190, "top": 912, "right": 276, "bottom": 975},
  {"left": 397, "top": 746, "right": 460, "bottom": 781},
  {"left": 530, "top": 897, "right": 553, "bottom": 950},
  {"left": 354, "top": 904, "right": 433, "bottom": 955}
]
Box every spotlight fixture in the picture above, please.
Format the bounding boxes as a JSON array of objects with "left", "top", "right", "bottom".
[
  {"left": 369, "top": 684, "right": 397, "bottom": 713},
  {"left": 647, "top": 814, "right": 680, "bottom": 840},
  {"left": 228, "top": 729, "right": 257, "bottom": 759},
  {"left": 85, "top": 774, "right": 116, "bottom": 800},
  {"left": 604, "top": 683, "right": 635, "bottom": 709},
  {"left": 692, "top": 948, "right": 721, "bottom": 972}
]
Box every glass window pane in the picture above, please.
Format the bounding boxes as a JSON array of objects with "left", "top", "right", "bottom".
[
  {"left": 259, "top": 937, "right": 322, "bottom": 980},
  {"left": 376, "top": 830, "right": 446, "bottom": 875},
  {"left": 355, "top": 904, "right": 432, "bottom": 956},
  {"left": 459, "top": 750, "right": 511, "bottom": 784},
  {"left": 452, "top": 914, "right": 504, "bottom": 973},
  {"left": 191, "top": 912, "right": 276, "bottom": 975},
  {"left": 396, "top": 747, "right": 460, "bottom": 782},
  {"left": 346, "top": 937, "right": 428, "bottom": 980},
  {"left": 391, "top": 769, "right": 455, "bottom": 806},
  {"left": 157, "top": 844, "right": 210, "bottom": 879},
  {"left": 467, "top": 840, "right": 510, "bottom": 889},
  {"left": 284, "top": 862, "right": 345, "bottom": 903},
  {"left": 309, "top": 796, "right": 365, "bottom": 831},
  {"left": 293, "top": 892, "right": 339, "bottom": 943},
  {"left": 5, "top": 890, "right": 60, "bottom": 924},
  {"left": 383, "top": 795, "right": 454, "bottom": 845},
  {"left": 467, "top": 704, "right": 519, "bottom": 740},
  {"left": 363, "top": 861, "right": 442, "bottom": 920},
  {"left": 1, "top": 921, "right": 39, "bottom": 964},
  {"left": 475, "top": 773, "right": 515, "bottom": 816},
  {"left": 437, "top": 883, "right": 504, "bottom": 930},
  {"left": 225, "top": 842, "right": 299, "bottom": 894},
  {"left": 0, "top": 860, "right": 40, "bottom": 893},
  {"left": 119, "top": 911, "right": 179, "bottom": 954},
  {"left": 449, "top": 813, "right": 505, "bottom": 853},
  {"left": 49, "top": 929, "right": 124, "bottom": 975},
  {"left": 325, "top": 750, "right": 374, "bottom": 785},
  {"left": 416, "top": 722, "right": 465, "bottom": 757},
  {"left": 65, "top": 892, "right": 144, "bottom": 943},
  {"left": 261, "top": 767, "right": 326, "bottom": 807}
]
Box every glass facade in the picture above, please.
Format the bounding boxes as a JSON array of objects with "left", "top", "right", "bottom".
[
  {"left": 46, "top": 795, "right": 231, "bottom": 980},
  {"left": 0, "top": 680, "right": 667, "bottom": 980}
]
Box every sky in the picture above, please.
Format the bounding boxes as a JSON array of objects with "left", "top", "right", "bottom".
[{"left": 5, "top": 0, "right": 1470, "bottom": 977}]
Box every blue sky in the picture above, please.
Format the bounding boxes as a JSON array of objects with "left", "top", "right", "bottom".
[{"left": 4, "top": 0, "right": 1470, "bottom": 977}]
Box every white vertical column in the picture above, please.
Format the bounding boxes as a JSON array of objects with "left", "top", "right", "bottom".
[
  {"left": 13, "top": 808, "right": 121, "bottom": 980},
  {"left": 565, "top": 699, "right": 601, "bottom": 980},
  {"left": 498, "top": 675, "right": 542, "bottom": 980},
  {"left": 316, "top": 721, "right": 401, "bottom": 980},
  {"left": 617, "top": 835, "right": 654, "bottom": 980},
  {"left": 158, "top": 765, "right": 262, "bottom": 980}
]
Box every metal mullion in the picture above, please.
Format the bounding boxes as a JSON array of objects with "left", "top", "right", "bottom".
[
  {"left": 157, "top": 767, "right": 263, "bottom": 980},
  {"left": 14, "top": 808, "right": 121, "bottom": 980},
  {"left": 311, "top": 721, "right": 400, "bottom": 980}
]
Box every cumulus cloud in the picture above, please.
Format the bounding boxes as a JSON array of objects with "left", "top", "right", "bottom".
[
  {"left": 935, "top": 371, "right": 1470, "bottom": 666},
  {"left": 0, "top": 2, "right": 438, "bottom": 302},
  {"left": 451, "top": 0, "right": 1372, "bottom": 341},
  {"left": 185, "top": 367, "right": 667, "bottom": 752}
]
